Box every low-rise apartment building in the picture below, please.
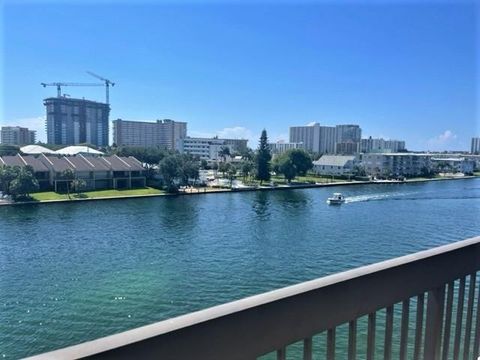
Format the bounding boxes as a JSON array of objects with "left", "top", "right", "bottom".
[
  {"left": 359, "top": 153, "right": 431, "bottom": 177},
  {"left": 430, "top": 157, "right": 474, "bottom": 174},
  {"left": 177, "top": 138, "right": 227, "bottom": 161},
  {"left": 0, "top": 154, "right": 146, "bottom": 192},
  {"left": 177, "top": 137, "right": 248, "bottom": 161}
]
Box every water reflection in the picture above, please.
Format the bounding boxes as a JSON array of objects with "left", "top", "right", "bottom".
[
  {"left": 272, "top": 189, "right": 309, "bottom": 209},
  {"left": 252, "top": 191, "right": 271, "bottom": 220}
]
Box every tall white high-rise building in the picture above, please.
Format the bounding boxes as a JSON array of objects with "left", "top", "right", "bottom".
[
  {"left": 319, "top": 126, "right": 336, "bottom": 154},
  {"left": 113, "top": 119, "right": 187, "bottom": 150},
  {"left": 289, "top": 123, "right": 320, "bottom": 152},
  {"left": 361, "top": 137, "right": 406, "bottom": 153},
  {"left": 289, "top": 122, "right": 360, "bottom": 154},
  {"left": 471, "top": 137, "right": 480, "bottom": 154}
]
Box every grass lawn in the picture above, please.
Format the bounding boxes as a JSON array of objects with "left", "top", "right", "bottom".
[{"left": 30, "top": 187, "right": 165, "bottom": 202}]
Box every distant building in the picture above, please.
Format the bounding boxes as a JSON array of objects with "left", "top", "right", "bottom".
[
  {"left": 472, "top": 137, "right": 480, "bottom": 154},
  {"left": 335, "top": 124, "right": 361, "bottom": 144},
  {"left": 335, "top": 141, "right": 359, "bottom": 155},
  {"left": 289, "top": 123, "right": 320, "bottom": 152},
  {"left": 113, "top": 119, "right": 187, "bottom": 150},
  {"left": 289, "top": 122, "right": 361, "bottom": 154},
  {"left": 360, "top": 137, "right": 406, "bottom": 153},
  {"left": 313, "top": 155, "right": 357, "bottom": 176},
  {"left": 463, "top": 154, "right": 480, "bottom": 170},
  {"left": 1, "top": 126, "right": 36, "bottom": 145},
  {"left": 268, "top": 141, "right": 304, "bottom": 155},
  {"left": 335, "top": 124, "right": 361, "bottom": 155},
  {"left": 318, "top": 126, "right": 336, "bottom": 154},
  {"left": 430, "top": 157, "right": 474, "bottom": 175},
  {"left": 177, "top": 137, "right": 238, "bottom": 161},
  {"left": 359, "top": 153, "right": 431, "bottom": 177},
  {"left": 222, "top": 138, "right": 248, "bottom": 153},
  {"left": 44, "top": 97, "right": 110, "bottom": 147}
]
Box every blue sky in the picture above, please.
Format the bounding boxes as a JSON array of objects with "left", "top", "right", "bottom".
[{"left": 1, "top": 0, "right": 478, "bottom": 150}]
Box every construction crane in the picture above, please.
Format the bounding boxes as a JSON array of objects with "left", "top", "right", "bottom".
[
  {"left": 41, "top": 82, "right": 104, "bottom": 98},
  {"left": 86, "top": 71, "right": 115, "bottom": 105}
]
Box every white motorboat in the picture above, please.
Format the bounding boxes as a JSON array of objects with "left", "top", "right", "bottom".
[{"left": 327, "top": 193, "right": 346, "bottom": 205}]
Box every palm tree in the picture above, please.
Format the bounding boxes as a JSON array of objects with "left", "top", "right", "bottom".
[
  {"left": 219, "top": 146, "right": 231, "bottom": 162},
  {"left": 60, "top": 169, "right": 75, "bottom": 199}
]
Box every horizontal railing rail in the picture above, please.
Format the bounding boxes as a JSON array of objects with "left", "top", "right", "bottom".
[{"left": 27, "top": 236, "right": 480, "bottom": 360}]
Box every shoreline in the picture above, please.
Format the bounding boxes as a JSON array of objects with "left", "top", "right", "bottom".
[{"left": 1, "top": 175, "right": 477, "bottom": 207}]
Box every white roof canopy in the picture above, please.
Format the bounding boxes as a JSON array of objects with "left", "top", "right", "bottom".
[
  {"left": 20, "top": 145, "right": 56, "bottom": 154},
  {"left": 55, "top": 146, "right": 104, "bottom": 156}
]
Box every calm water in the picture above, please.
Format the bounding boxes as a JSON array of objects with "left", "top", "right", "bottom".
[{"left": 1, "top": 179, "right": 479, "bottom": 358}]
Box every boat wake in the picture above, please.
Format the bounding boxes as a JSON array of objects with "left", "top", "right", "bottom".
[
  {"left": 345, "top": 192, "right": 480, "bottom": 203},
  {"left": 345, "top": 193, "right": 394, "bottom": 203}
]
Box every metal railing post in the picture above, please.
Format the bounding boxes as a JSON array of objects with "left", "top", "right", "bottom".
[{"left": 423, "top": 286, "right": 446, "bottom": 360}]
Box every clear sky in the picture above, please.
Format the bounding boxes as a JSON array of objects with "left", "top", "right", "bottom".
[{"left": 1, "top": 0, "right": 478, "bottom": 150}]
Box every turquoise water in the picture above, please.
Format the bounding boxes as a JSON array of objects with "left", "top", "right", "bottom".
[{"left": 1, "top": 178, "right": 479, "bottom": 358}]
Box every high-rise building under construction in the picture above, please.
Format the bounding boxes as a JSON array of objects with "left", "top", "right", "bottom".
[{"left": 44, "top": 97, "right": 110, "bottom": 146}]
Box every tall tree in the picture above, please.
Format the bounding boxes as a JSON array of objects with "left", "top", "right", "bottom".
[
  {"left": 240, "top": 148, "right": 255, "bottom": 161},
  {"left": 0, "top": 165, "right": 20, "bottom": 194},
  {"left": 158, "top": 154, "right": 181, "bottom": 192},
  {"left": 227, "top": 164, "right": 237, "bottom": 187},
  {"left": 287, "top": 149, "right": 313, "bottom": 176},
  {"left": 278, "top": 156, "right": 296, "bottom": 183},
  {"left": 240, "top": 161, "right": 254, "bottom": 181},
  {"left": 255, "top": 129, "right": 272, "bottom": 184},
  {"left": 9, "top": 166, "right": 39, "bottom": 200},
  {"left": 218, "top": 162, "right": 231, "bottom": 177},
  {"left": 180, "top": 157, "right": 200, "bottom": 186}
]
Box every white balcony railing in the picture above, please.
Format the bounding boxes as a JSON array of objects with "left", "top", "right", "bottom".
[{"left": 27, "top": 236, "right": 480, "bottom": 360}]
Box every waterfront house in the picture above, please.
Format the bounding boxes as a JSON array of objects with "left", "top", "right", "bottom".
[{"left": 313, "top": 155, "right": 356, "bottom": 176}]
